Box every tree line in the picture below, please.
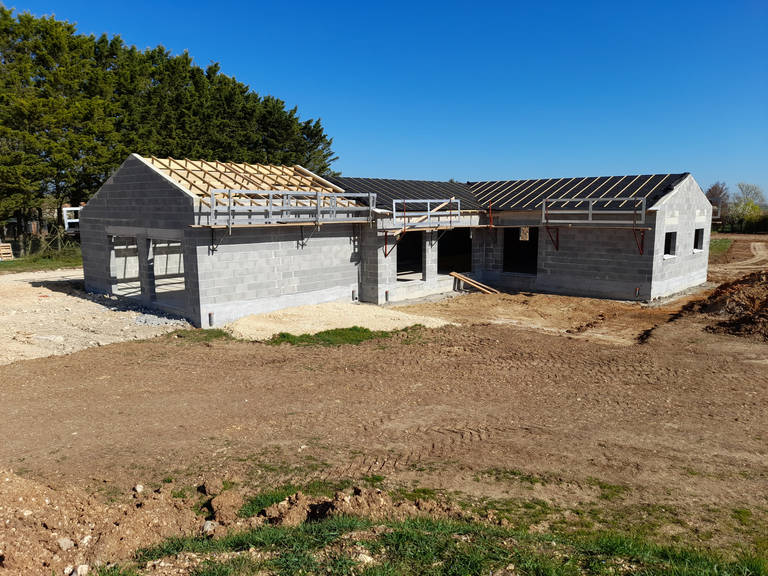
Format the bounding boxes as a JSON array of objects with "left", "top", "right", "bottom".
[
  {"left": 705, "top": 181, "right": 766, "bottom": 232},
  {"left": 0, "top": 7, "right": 338, "bottom": 243}
]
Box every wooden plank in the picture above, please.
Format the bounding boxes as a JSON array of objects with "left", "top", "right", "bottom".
[{"left": 449, "top": 271, "right": 500, "bottom": 294}]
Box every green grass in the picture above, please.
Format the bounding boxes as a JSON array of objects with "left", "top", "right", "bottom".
[
  {"left": 168, "top": 328, "right": 237, "bottom": 343},
  {"left": 586, "top": 477, "right": 630, "bottom": 502},
  {"left": 239, "top": 480, "right": 354, "bottom": 519},
  {"left": 732, "top": 507, "right": 753, "bottom": 526},
  {"left": 394, "top": 486, "right": 439, "bottom": 502},
  {"left": 710, "top": 238, "right": 733, "bottom": 256},
  {"left": 0, "top": 245, "right": 82, "bottom": 274},
  {"left": 126, "top": 515, "right": 767, "bottom": 576},
  {"left": 266, "top": 326, "right": 395, "bottom": 347},
  {"left": 170, "top": 487, "right": 188, "bottom": 499},
  {"left": 95, "top": 567, "right": 140, "bottom": 576}
]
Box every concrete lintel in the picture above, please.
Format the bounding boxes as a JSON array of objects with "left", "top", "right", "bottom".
[{"left": 105, "top": 225, "right": 185, "bottom": 241}]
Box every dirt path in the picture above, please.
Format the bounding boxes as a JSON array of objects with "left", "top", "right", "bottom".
[
  {"left": 0, "top": 268, "right": 187, "bottom": 365},
  {"left": 708, "top": 233, "right": 768, "bottom": 282}
]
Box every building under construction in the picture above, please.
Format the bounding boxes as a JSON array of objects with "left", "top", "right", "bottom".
[{"left": 80, "top": 154, "right": 712, "bottom": 326}]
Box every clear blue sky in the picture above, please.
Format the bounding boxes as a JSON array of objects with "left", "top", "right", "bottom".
[{"left": 9, "top": 0, "right": 768, "bottom": 192}]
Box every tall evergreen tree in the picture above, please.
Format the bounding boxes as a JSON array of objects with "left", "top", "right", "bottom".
[{"left": 0, "top": 7, "right": 339, "bottom": 240}]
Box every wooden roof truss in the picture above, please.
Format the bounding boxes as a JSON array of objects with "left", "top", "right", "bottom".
[{"left": 146, "top": 157, "right": 375, "bottom": 231}]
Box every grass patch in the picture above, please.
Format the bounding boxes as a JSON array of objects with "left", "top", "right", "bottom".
[
  {"left": 169, "top": 328, "right": 236, "bottom": 343},
  {"left": 0, "top": 245, "right": 82, "bottom": 274},
  {"left": 136, "top": 515, "right": 369, "bottom": 565},
  {"left": 266, "top": 326, "right": 395, "bottom": 347},
  {"left": 95, "top": 567, "right": 140, "bottom": 576},
  {"left": 129, "top": 514, "right": 768, "bottom": 576},
  {"left": 362, "top": 474, "right": 386, "bottom": 487},
  {"left": 710, "top": 237, "right": 733, "bottom": 256},
  {"left": 586, "top": 477, "right": 630, "bottom": 501},
  {"left": 394, "top": 486, "right": 439, "bottom": 502},
  {"left": 732, "top": 507, "right": 753, "bottom": 526},
  {"left": 239, "top": 480, "right": 354, "bottom": 519}
]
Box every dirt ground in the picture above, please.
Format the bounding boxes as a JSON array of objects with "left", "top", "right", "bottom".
[
  {"left": 0, "top": 235, "right": 766, "bottom": 574},
  {"left": 708, "top": 232, "right": 768, "bottom": 283},
  {"left": 0, "top": 269, "right": 187, "bottom": 365}
]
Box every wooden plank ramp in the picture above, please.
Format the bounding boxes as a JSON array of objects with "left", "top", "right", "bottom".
[
  {"left": 0, "top": 243, "right": 14, "bottom": 261},
  {"left": 449, "top": 271, "right": 500, "bottom": 294}
]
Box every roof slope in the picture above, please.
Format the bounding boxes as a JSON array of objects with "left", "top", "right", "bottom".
[
  {"left": 142, "top": 156, "right": 342, "bottom": 198},
  {"left": 327, "top": 176, "right": 483, "bottom": 210},
  {"left": 469, "top": 173, "right": 689, "bottom": 211}
]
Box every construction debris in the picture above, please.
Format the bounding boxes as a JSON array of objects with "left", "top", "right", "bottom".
[{"left": 449, "top": 272, "right": 500, "bottom": 295}]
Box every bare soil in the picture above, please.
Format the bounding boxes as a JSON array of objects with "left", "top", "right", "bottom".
[
  {"left": 0, "top": 241, "right": 766, "bottom": 574},
  {"left": 681, "top": 270, "right": 768, "bottom": 341},
  {"left": 708, "top": 233, "right": 768, "bottom": 283}
]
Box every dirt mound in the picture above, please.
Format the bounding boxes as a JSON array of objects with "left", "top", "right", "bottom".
[
  {"left": 0, "top": 470, "right": 198, "bottom": 575},
  {"left": 227, "top": 301, "right": 448, "bottom": 341},
  {"left": 684, "top": 271, "right": 768, "bottom": 340},
  {"left": 258, "top": 487, "right": 478, "bottom": 528}
]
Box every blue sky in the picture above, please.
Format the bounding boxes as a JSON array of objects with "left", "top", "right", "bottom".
[{"left": 9, "top": 0, "right": 768, "bottom": 192}]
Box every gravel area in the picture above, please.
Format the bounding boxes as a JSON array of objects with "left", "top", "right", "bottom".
[{"left": 0, "top": 268, "right": 188, "bottom": 365}]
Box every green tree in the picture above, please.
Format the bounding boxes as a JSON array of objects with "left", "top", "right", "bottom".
[{"left": 0, "top": 7, "right": 338, "bottom": 249}]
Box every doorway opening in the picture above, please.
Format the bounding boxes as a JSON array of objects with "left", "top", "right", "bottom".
[
  {"left": 503, "top": 227, "right": 538, "bottom": 274},
  {"left": 397, "top": 231, "right": 423, "bottom": 281},
  {"left": 438, "top": 228, "right": 472, "bottom": 273}
]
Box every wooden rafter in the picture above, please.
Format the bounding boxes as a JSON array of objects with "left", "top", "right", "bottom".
[{"left": 143, "top": 155, "right": 354, "bottom": 211}]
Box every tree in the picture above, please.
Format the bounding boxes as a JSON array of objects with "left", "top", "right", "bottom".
[
  {"left": 725, "top": 183, "right": 764, "bottom": 232},
  {"left": 735, "top": 182, "right": 765, "bottom": 205},
  {"left": 0, "top": 7, "right": 339, "bottom": 243},
  {"left": 705, "top": 181, "right": 729, "bottom": 218}
]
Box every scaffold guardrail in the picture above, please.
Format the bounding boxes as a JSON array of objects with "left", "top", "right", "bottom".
[
  {"left": 206, "top": 189, "right": 376, "bottom": 232},
  {"left": 542, "top": 197, "right": 646, "bottom": 225},
  {"left": 391, "top": 198, "right": 461, "bottom": 229}
]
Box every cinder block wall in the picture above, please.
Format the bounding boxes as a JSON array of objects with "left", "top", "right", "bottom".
[
  {"left": 80, "top": 154, "right": 199, "bottom": 318},
  {"left": 649, "top": 175, "right": 711, "bottom": 298},
  {"left": 359, "top": 225, "right": 397, "bottom": 304},
  {"left": 535, "top": 226, "right": 654, "bottom": 300},
  {"left": 472, "top": 221, "right": 655, "bottom": 299},
  {"left": 193, "top": 225, "right": 361, "bottom": 326}
]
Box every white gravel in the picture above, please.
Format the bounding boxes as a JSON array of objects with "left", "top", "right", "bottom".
[{"left": 0, "top": 268, "right": 188, "bottom": 365}]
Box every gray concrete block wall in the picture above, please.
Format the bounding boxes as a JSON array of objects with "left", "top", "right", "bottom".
[
  {"left": 194, "top": 225, "right": 361, "bottom": 326},
  {"left": 472, "top": 228, "right": 504, "bottom": 279},
  {"left": 472, "top": 223, "right": 654, "bottom": 299},
  {"left": 80, "top": 154, "right": 199, "bottom": 320},
  {"left": 535, "top": 226, "right": 654, "bottom": 300},
  {"left": 422, "top": 231, "right": 438, "bottom": 282},
  {"left": 359, "top": 225, "right": 397, "bottom": 305},
  {"left": 649, "top": 175, "right": 711, "bottom": 299}
]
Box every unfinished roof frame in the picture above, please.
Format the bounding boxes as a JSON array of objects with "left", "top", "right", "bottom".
[{"left": 142, "top": 157, "right": 696, "bottom": 257}]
